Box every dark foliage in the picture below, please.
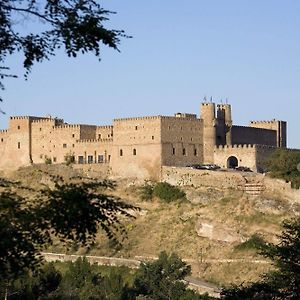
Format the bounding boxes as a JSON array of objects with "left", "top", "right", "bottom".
[
  {"left": 265, "top": 149, "right": 300, "bottom": 189},
  {"left": 222, "top": 217, "right": 300, "bottom": 299},
  {"left": 130, "top": 251, "right": 191, "bottom": 300},
  {"left": 0, "top": 0, "right": 128, "bottom": 101},
  {"left": 0, "top": 177, "right": 138, "bottom": 281}
]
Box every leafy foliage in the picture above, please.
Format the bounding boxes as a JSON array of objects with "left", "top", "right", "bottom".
[
  {"left": 0, "top": 176, "right": 138, "bottom": 281},
  {"left": 234, "top": 234, "right": 266, "bottom": 251},
  {"left": 222, "top": 217, "right": 300, "bottom": 299},
  {"left": 265, "top": 149, "right": 300, "bottom": 188},
  {"left": 131, "top": 251, "right": 191, "bottom": 300},
  {"left": 0, "top": 0, "right": 128, "bottom": 100},
  {"left": 139, "top": 182, "right": 186, "bottom": 203}
]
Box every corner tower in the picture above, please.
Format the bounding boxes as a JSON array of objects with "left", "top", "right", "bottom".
[{"left": 201, "top": 103, "right": 216, "bottom": 163}]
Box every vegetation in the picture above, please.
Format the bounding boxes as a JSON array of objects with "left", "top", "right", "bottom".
[
  {"left": 234, "top": 234, "right": 266, "bottom": 252},
  {"left": 0, "top": 175, "right": 138, "bottom": 282},
  {"left": 222, "top": 217, "right": 300, "bottom": 299},
  {"left": 64, "top": 152, "right": 75, "bottom": 166},
  {"left": 44, "top": 156, "right": 52, "bottom": 165},
  {"left": 1, "top": 254, "right": 215, "bottom": 300},
  {"left": 265, "top": 149, "right": 300, "bottom": 188},
  {"left": 139, "top": 181, "right": 186, "bottom": 203},
  {"left": 0, "top": 0, "right": 128, "bottom": 100}
]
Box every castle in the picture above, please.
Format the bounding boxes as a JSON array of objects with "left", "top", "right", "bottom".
[{"left": 0, "top": 102, "right": 287, "bottom": 179}]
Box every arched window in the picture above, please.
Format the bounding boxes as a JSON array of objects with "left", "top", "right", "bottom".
[
  {"left": 227, "top": 156, "right": 238, "bottom": 169},
  {"left": 133, "top": 148, "right": 137, "bottom": 156},
  {"left": 120, "top": 149, "right": 123, "bottom": 156}
]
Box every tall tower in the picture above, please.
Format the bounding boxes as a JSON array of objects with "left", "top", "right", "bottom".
[
  {"left": 216, "top": 104, "right": 232, "bottom": 145},
  {"left": 201, "top": 103, "right": 216, "bottom": 164}
]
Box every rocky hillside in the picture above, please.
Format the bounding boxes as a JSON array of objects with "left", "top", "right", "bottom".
[{"left": 2, "top": 164, "right": 299, "bottom": 286}]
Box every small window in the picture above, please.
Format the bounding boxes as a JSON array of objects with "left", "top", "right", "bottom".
[
  {"left": 88, "top": 155, "right": 93, "bottom": 164},
  {"left": 168, "top": 126, "right": 171, "bottom": 130},
  {"left": 152, "top": 136, "right": 154, "bottom": 140},
  {"left": 172, "top": 148, "right": 175, "bottom": 155},
  {"left": 53, "top": 157, "right": 57, "bottom": 162},
  {"left": 133, "top": 148, "right": 137, "bottom": 156},
  {"left": 108, "top": 134, "right": 110, "bottom": 138},
  {"left": 194, "top": 149, "right": 197, "bottom": 156},
  {"left": 180, "top": 126, "right": 183, "bottom": 130},
  {"left": 17, "top": 142, "right": 21, "bottom": 149},
  {"left": 17, "top": 125, "right": 20, "bottom": 130},
  {"left": 72, "top": 133, "right": 75, "bottom": 138},
  {"left": 98, "top": 155, "right": 104, "bottom": 163},
  {"left": 72, "top": 144, "right": 75, "bottom": 148},
  {"left": 108, "top": 155, "right": 111, "bottom": 162},
  {"left": 180, "top": 137, "right": 183, "bottom": 141},
  {"left": 63, "top": 143, "right": 67, "bottom": 148},
  {"left": 135, "top": 126, "right": 138, "bottom": 130},
  {"left": 183, "top": 148, "right": 186, "bottom": 156},
  {"left": 98, "top": 134, "right": 101, "bottom": 139},
  {"left": 78, "top": 156, "right": 84, "bottom": 164},
  {"left": 191, "top": 137, "right": 193, "bottom": 141},
  {"left": 120, "top": 149, "right": 123, "bottom": 156},
  {"left": 1, "top": 138, "right": 3, "bottom": 142},
  {"left": 39, "top": 128, "right": 42, "bottom": 131}
]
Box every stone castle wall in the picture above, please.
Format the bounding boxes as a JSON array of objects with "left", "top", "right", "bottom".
[{"left": 231, "top": 126, "right": 277, "bottom": 147}]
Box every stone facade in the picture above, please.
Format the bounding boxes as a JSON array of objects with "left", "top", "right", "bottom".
[{"left": 0, "top": 102, "right": 291, "bottom": 179}]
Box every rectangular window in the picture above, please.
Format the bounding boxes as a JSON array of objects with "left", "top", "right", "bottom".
[
  {"left": 135, "top": 126, "right": 138, "bottom": 130},
  {"left": 183, "top": 148, "right": 186, "bottom": 156},
  {"left": 78, "top": 156, "right": 84, "bottom": 164},
  {"left": 108, "top": 155, "right": 111, "bottom": 162},
  {"left": 72, "top": 134, "right": 75, "bottom": 138},
  {"left": 17, "top": 125, "right": 20, "bottom": 130},
  {"left": 17, "top": 142, "right": 21, "bottom": 149},
  {"left": 63, "top": 143, "right": 67, "bottom": 148},
  {"left": 194, "top": 148, "right": 197, "bottom": 156},
  {"left": 172, "top": 147, "right": 175, "bottom": 155},
  {"left": 88, "top": 155, "right": 93, "bottom": 164},
  {"left": 1, "top": 138, "right": 3, "bottom": 142},
  {"left": 53, "top": 157, "right": 57, "bottom": 162},
  {"left": 152, "top": 136, "right": 154, "bottom": 140},
  {"left": 98, "top": 155, "right": 104, "bottom": 163},
  {"left": 98, "top": 134, "right": 101, "bottom": 139}
]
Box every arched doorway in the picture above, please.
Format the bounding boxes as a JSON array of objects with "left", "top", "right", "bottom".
[{"left": 227, "top": 156, "right": 238, "bottom": 169}]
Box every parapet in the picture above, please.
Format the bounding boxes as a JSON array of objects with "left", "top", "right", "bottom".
[
  {"left": 250, "top": 119, "right": 278, "bottom": 124},
  {"left": 114, "top": 116, "right": 162, "bottom": 122},
  {"left": 174, "top": 113, "right": 197, "bottom": 119},
  {"left": 215, "top": 144, "right": 255, "bottom": 150},
  {"left": 76, "top": 138, "right": 113, "bottom": 143}
]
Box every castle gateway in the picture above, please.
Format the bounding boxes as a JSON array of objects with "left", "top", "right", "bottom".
[{"left": 0, "top": 102, "right": 287, "bottom": 179}]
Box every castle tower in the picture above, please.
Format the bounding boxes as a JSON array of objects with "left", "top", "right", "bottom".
[
  {"left": 201, "top": 103, "right": 216, "bottom": 164},
  {"left": 216, "top": 104, "right": 232, "bottom": 145}
]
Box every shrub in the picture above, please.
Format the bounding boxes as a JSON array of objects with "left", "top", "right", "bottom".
[
  {"left": 44, "top": 156, "right": 52, "bottom": 164},
  {"left": 64, "top": 152, "right": 75, "bottom": 166},
  {"left": 153, "top": 182, "right": 186, "bottom": 203},
  {"left": 139, "top": 182, "right": 154, "bottom": 201},
  {"left": 234, "top": 234, "right": 266, "bottom": 251}
]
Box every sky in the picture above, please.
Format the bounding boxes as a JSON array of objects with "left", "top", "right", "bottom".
[{"left": 2, "top": 0, "right": 300, "bottom": 148}]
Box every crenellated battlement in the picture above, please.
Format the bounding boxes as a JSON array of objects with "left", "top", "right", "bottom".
[
  {"left": 0, "top": 129, "right": 8, "bottom": 134},
  {"left": 32, "top": 118, "right": 64, "bottom": 124},
  {"left": 96, "top": 125, "right": 113, "bottom": 129},
  {"left": 250, "top": 119, "right": 278, "bottom": 124},
  {"left": 215, "top": 144, "right": 255, "bottom": 150},
  {"left": 76, "top": 138, "right": 113, "bottom": 143},
  {"left": 114, "top": 116, "right": 162, "bottom": 122},
  {"left": 53, "top": 124, "right": 81, "bottom": 130}
]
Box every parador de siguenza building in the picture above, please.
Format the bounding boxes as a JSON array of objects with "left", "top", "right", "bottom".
[{"left": 0, "top": 102, "right": 289, "bottom": 179}]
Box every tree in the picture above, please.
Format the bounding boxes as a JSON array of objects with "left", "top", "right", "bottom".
[
  {"left": 0, "top": 177, "right": 138, "bottom": 282},
  {"left": 0, "top": 0, "right": 128, "bottom": 101},
  {"left": 265, "top": 149, "right": 300, "bottom": 188},
  {"left": 221, "top": 217, "right": 300, "bottom": 299},
  {"left": 131, "top": 251, "right": 192, "bottom": 300}
]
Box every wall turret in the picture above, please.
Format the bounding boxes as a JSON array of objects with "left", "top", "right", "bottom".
[{"left": 201, "top": 102, "right": 216, "bottom": 163}]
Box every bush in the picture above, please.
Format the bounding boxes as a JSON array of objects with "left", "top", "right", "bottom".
[
  {"left": 64, "top": 152, "right": 75, "bottom": 166},
  {"left": 139, "top": 182, "right": 186, "bottom": 203},
  {"left": 139, "top": 182, "right": 154, "bottom": 201},
  {"left": 234, "top": 234, "right": 266, "bottom": 251},
  {"left": 44, "top": 156, "right": 52, "bottom": 164},
  {"left": 153, "top": 182, "right": 186, "bottom": 203}
]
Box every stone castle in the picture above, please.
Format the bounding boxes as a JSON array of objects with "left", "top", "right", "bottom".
[{"left": 0, "top": 102, "right": 288, "bottom": 179}]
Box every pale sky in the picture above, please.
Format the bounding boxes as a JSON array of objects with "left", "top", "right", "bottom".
[{"left": 2, "top": 0, "right": 300, "bottom": 148}]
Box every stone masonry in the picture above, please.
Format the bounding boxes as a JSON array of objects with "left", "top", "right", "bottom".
[{"left": 0, "top": 102, "right": 290, "bottom": 179}]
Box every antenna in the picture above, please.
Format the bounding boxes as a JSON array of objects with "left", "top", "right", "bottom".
[
  {"left": 210, "top": 96, "right": 213, "bottom": 103},
  {"left": 226, "top": 98, "right": 228, "bottom": 104}
]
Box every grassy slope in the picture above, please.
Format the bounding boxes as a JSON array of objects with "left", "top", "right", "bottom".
[{"left": 3, "top": 165, "right": 298, "bottom": 286}]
